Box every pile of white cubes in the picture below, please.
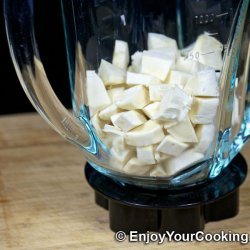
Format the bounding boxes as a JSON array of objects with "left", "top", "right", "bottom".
[{"left": 86, "top": 32, "right": 223, "bottom": 177}]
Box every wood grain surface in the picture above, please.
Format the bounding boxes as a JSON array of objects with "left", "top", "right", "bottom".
[{"left": 0, "top": 113, "right": 249, "bottom": 249}]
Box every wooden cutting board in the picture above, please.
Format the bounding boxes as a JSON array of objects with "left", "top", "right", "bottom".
[{"left": 0, "top": 113, "right": 249, "bottom": 250}]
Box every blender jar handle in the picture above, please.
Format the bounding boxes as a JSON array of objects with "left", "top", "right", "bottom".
[{"left": 3, "top": 0, "right": 107, "bottom": 163}]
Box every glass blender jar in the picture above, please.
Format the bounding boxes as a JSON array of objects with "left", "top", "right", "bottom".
[{"left": 4, "top": 0, "right": 250, "bottom": 233}]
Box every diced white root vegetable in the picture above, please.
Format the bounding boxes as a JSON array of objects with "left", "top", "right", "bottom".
[
  {"left": 112, "top": 40, "right": 129, "bottom": 70},
  {"left": 141, "top": 51, "right": 174, "bottom": 81},
  {"left": 163, "top": 120, "right": 178, "bottom": 129},
  {"left": 190, "top": 34, "right": 223, "bottom": 70},
  {"left": 150, "top": 164, "right": 167, "bottom": 177},
  {"left": 149, "top": 85, "right": 170, "bottom": 101},
  {"left": 184, "top": 69, "right": 219, "bottom": 97},
  {"left": 142, "top": 102, "right": 160, "bottom": 119},
  {"left": 162, "top": 150, "right": 204, "bottom": 177},
  {"left": 189, "top": 97, "right": 219, "bottom": 124},
  {"left": 136, "top": 145, "right": 156, "bottom": 164},
  {"left": 167, "top": 116, "right": 198, "bottom": 143},
  {"left": 99, "top": 104, "right": 121, "bottom": 121},
  {"left": 103, "top": 124, "right": 125, "bottom": 136},
  {"left": 125, "top": 120, "right": 165, "bottom": 147},
  {"left": 110, "top": 113, "right": 122, "bottom": 127},
  {"left": 91, "top": 114, "right": 105, "bottom": 138},
  {"left": 156, "top": 135, "right": 189, "bottom": 156},
  {"left": 112, "top": 110, "right": 147, "bottom": 132},
  {"left": 110, "top": 147, "right": 134, "bottom": 170},
  {"left": 98, "top": 59, "right": 126, "bottom": 86},
  {"left": 157, "top": 85, "right": 192, "bottom": 121},
  {"left": 194, "top": 124, "right": 215, "bottom": 154},
  {"left": 166, "top": 70, "right": 192, "bottom": 87},
  {"left": 86, "top": 71, "right": 111, "bottom": 116},
  {"left": 147, "top": 33, "right": 178, "bottom": 51},
  {"left": 126, "top": 72, "right": 161, "bottom": 86},
  {"left": 107, "top": 87, "right": 125, "bottom": 102},
  {"left": 123, "top": 158, "right": 154, "bottom": 175},
  {"left": 175, "top": 57, "right": 209, "bottom": 74},
  {"left": 148, "top": 49, "right": 178, "bottom": 60},
  {"left": 131, "top": 51, "right": 143, "bottom": 73},
  {"left": 155, "top": 152, "right": 171, "bottom": 163},
  {"left": 116, "top": 85, "right": 150, "bottom": 110}
]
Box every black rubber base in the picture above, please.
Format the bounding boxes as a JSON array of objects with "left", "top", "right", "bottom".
[{"left": 85, "top": 154, "right": 247, "bottom": 234}]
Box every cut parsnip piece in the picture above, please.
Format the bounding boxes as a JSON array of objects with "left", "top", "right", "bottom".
[
  {"left": 126, "top": 72, "right": 161, "bottom": 86},
  {"left": 125, "top": 120, "right": 164, "bottom": 147},
  {"left": 155, "top": 152, "right": 171, "bottom": 163},
  {"left": 166, "top": 70, "right": 192, "bottom": 87},
  {"left": 99, "top": 104, "right": 121, "bottom": 121},
  {"left": 131, "top": 51, "right": 143, "bottom": 73},
  {"left": 194, "top": 124, "right": 215, "bottom": 154},
  {"left": 149, "top": 85, "right": 170, "bottom": 101},
  {"left": 168, "top": 116, "right": 198, "bottom": 143},
  {"left": 116, "top": 85, "right": 150, "bottom": 110},
  {"left": 136, "top": 145, "right": 156, "bottom": 164},
  {"left": 163, "top": 120, "right": 178, "bottom": 129},
  {"left": 148, "top": 48, "right": 178, "bottom": 60},
  {"left": 175, "top": 57, "right": 209, "bottom": 74},
  {"left": 103, "top": 124, "right": 125, "bottom": 136},
  {"left": 110, "top": 147, "right": 134, "bottom": 170},
  {"left": 156, "top": 135, "right": 189, "bottom": 156},
  {"left": 141, "top": 51, "right": 174, "bottom": 81},
  {"left": 147, "top": 33, "right": 178, "bottom": 51},
  {"left": 162, "top": 150, "right": 204, "bottom": 177},
  {"left": 107, "top": 87, "right": 125, "bottom": 102},
  {"left": 98, "top": 59, "right": 126, "bottom": 85},
  {"left": 86, "top": 71, "right": 111, "bottom": 116},
  {"left": 190, "top": 34, "right": 223, "bottom": 70},
  {"left": 184, "top": 69, "right": 219, "bottom": 97},
  {"left": 123, "top": 158, "right": 154, "bottom": 175},
  {"left": 158, "top": 85, "right": 192, "bottom": 121},
  {"left": 142, "top": 102, "right": 160, "bottom": 119},
  {"left": 113, "top": 110, "right": 147, "bottom": 132},
  {"left": 110, "top": 113, "right": 122, "bottom": 127},
  {"left": 189, "top": 97, "right": 219, "bottom": 124},
  {"left": 112, "top": 40, "right": 129, "bottom": 70},
  {"left": 150, "top": 165, "right": 167, "bottom": 177},
  {"left": 91, "top": 114, "right": 105, "bottom": 138}
]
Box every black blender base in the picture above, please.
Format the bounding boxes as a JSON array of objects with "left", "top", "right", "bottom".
[{"left": 86, "top": 154, "right": 247, "bottom": 234}]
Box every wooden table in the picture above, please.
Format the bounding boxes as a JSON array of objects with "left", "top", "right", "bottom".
[{"left": 0, "top": 113, "right": 249, "bottom": 250}]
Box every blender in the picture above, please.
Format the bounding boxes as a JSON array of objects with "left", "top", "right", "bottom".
[{"left": 4, "top": 0, "right": 250, "bottom": 233}]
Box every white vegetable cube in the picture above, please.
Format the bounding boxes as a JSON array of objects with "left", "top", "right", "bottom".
[
  {"left": 156, "top": 135, "right": 189, "bottom": 156},
  {"left": 150, "top": 165, "right": 167, "bottom": 177},
  {"left": 123, "top": 158, "right": 154, "bottom": 175},
  {"left": 141, "top": 51, "right": 174, "bottom": 81},
  {"left": 91, "top": 114, "right": 105, "bottom": 138},
  {"left": 142, "top": 102, "right": 160, "bottom": 119},
  {"left": 166, "top": 70, "right": 192, "bottom": 87},
  {"left": 98, "top": 59, "right": 126, "bottom": 85},
  {"left": 116, "top": 85, "right": 150, "bottom": 110},
  {"left": 163, "top": 120, "right": 178, "bottom": 129},
  {"left": 147, "top": 33, "right": 178, "bottom": 51},
  {"left": 149, "top": 48, "right": 178, "bottom": 60},
  {"left": 107, "top": 87, "right": 125, "bottom": 102},
  {"left": 167, "top": 116, "right": 198, "bottom": 143},
  {"left": 184, "top": 69, "right": 219, "bottom": 97},
  {"left": 131, "top": 51, "right": 143, "bottom": 73},
  {"left": 190, "top": 34, "right": 223, "bottom": 70},
  {"left": 154, "top": 151, "right": 171, "bottom": 163},
  {"left": 110, "top": 147, "right": 134, "bottom": 170},
  {"left": 125, "top": 120, "right": 165, "bottom": 147},
  {"left": 158, "top": 85, "right": 193, "bottom": 121},
  {"left": 136, "top": 145, "right": 156, "bottom": 164},
  {"left": 162, "top": 150, "right": 204, "bottom": 177},
  {"left": 112, "top": 40, "right": 129, "bottom": 70},
  {"left": 126, "top": 72, "right": 161, "bottom": 86},
  {"left": 194, "top": 124, "right": 215, "bottom": 154},
  {"left": 86, "top": 71, "right": 111, "bottom": 116},
  {"left": 189, "top": 97, "right": 219, "bottom": 124},
  {"left": 99, "top": 104, "right": 121, "bottom": 121},
  {"left": 112, "top": 110, "right": 147, "bottom": 132},
  {"left": 103, "top": 124, "right": 124, "bottom": 136},
  {"left": 110, "top": 113, "right": 122, "bottom": 127},
  {"left": 149, "top": 85, "right": 170, "bottom": 101},
  {"left": 175, "top": 57, "right": 209, "bottom": 74}
]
